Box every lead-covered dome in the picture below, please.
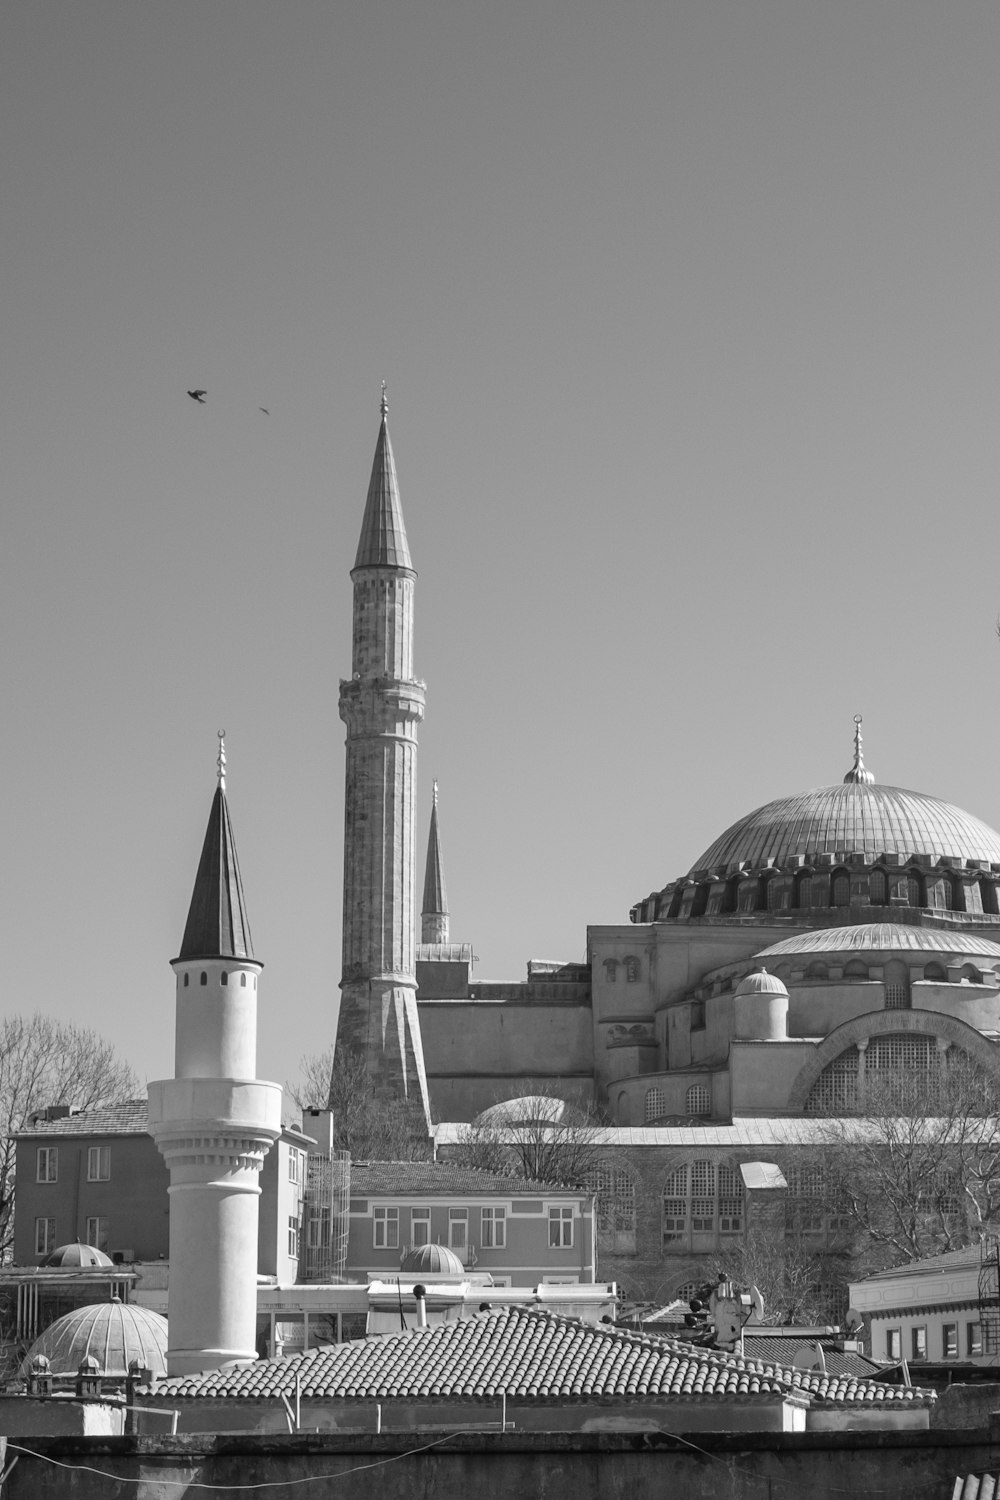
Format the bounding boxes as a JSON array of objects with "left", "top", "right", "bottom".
[
  {"left": 690, "top": 782, "right": 1000, "bottom": 875},
  {"left": 22, "top": 1301, "right": 168, "bottom": 1376}
]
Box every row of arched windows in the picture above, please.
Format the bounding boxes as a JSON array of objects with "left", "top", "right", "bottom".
[
  {"left": 182, "top": 970, "right": 256, "bottom": 989},
  {"left": 644, "top": 1084, "right": 711, "bottom": 1122},
  {"left": 665, "top": 867, "right": 998, "bottom": 918}
]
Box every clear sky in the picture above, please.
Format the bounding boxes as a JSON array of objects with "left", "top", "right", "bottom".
[{"left": 3, "top": 2, "right": 1000, "bottom": 1100}]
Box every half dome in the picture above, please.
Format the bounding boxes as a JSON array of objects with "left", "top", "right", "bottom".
[
  {"left": 756, "top": 924, "right": 1000, "bottom": 960},
  {"left": 690, "top": 783, "right": 1000, "bottom": 876},
  {"left": 22, "top": 1301, "right": 168, "bottom": 1376}
]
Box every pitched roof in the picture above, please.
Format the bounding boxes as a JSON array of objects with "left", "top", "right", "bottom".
[
  {"left": 351, "top": 1162, "right": 583, "bottom": 1197},
  {"left": 353, "top": 411, "right": 413, "bottom": 571},
  {"left": 177, "top": 784, "right": 255, "bottom": 962},
  {"left": 741, "top": 1336, "right": 885, "bottom": 1381},
  {"left": 19, "top": 1101, "right": 151, "bottom": 1138},
  {"left": 145, "top": 1305, "right": 934, "bottom": 1410}
]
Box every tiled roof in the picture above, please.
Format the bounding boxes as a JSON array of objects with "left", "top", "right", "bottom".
[
  {"left": 19, "top": 1101, "right": 151, "bottom": 1138},
  {"left": 145, "top": 1306, "right": 934, "bottom": 1410},
  {"left": 741, "top": 1336, "right": 885, "bottom": 1381},
  {"left": 351, "top": 1162, "right": 582, "bottom": 1197}
]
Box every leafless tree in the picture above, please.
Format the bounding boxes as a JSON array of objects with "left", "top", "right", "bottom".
[
  {"left": 288, "top": 1046, "right": 432, "bottom": 1161},
  {"left": 707, "top": 1223, "right": 835, "bottom": 1326},
  {"left": 812, "top": 1051, "right": 1000, "bottom": 1265},
  {"left": 0, "top": 1015, "right": 138, "bottom": 1260},
  {"left": 450, "top": 1085, "right": 607, "bottom": 1186}
]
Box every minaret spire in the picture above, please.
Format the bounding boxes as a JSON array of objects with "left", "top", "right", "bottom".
[
  {"left": 421, "top": 780, "right": 450, "bottom": 944},
  {"left": 843, "top": 714, "right": 875, "bottom": 785},
  {"left": 338, "top": 392, "right": 431, "bottom": 1133}
]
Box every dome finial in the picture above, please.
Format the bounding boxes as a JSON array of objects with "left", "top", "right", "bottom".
[
  {"left": 380, "top": 380, "right": 388, "bottom": 420},
  {"left": 217, "top": 730, "right": 227, "bottom": 792},
  {"left": 432, "top": 778, "right": 438, "bottom": 808},
  {"left": 844, "top": 714, "right": 874, "bottom": 785}
]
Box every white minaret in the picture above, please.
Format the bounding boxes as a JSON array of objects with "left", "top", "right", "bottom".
[
  {"left": 148, "top": 736, "right": 281, "bottom": 1376},
  {"left": 337, "top": 388, "right": 431, "bottom": 1131}
]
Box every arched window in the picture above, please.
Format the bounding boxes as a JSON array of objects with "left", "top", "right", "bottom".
[
  {"left": 883, "top": 958, "right": 910, "bottom": 1009},
  {"left": 603, "top": 958, "right": 618, "bottom": 983},
  {"left": 624, "top": 956, "right": 639, "bottom": 982},
  {"left": 806, "top": 1049, "right": 860, "bottom": 1113},
  {"left": 923, "top": 962, "right": 946, "bottom": 982},
  {"left": 832, "top": 870, "right": 850, "bottom": 907},
  {"left": 662, "top": 1159, "right": 743, "bottom": 1247},
  {"left": 869, "top": 869, "right": 887, "bottom": 905},
  {"left": 240, "top": 973, "right": 247, "bottom": 988},
  {"left": 805, "top": 962, "right": 829, "bottom": 981},
  {"left": 183, "top": 973, "right": 189, "bottom": 987},
  {"left": 795, "top": 872, "right": 813, "bottom": 909},
  {"left": 843, "top": 959, "right": 868, "bottom": 980},
  {"left": 584, "top": 1161, "right": 636, "bottom": 1253},
  {"left": 907, "top": 873, "right": 924, "bottom": 907},
  {"left": 644, "top": 1087, "right": 666, "bottom": 1123},
  {"left": 200, "top": 972, "right": 207, "bottom": 986},
  {"left": 221, "top": 972, "right": 228, "bottom": 986},
  {"left": 617, "top": 1091, "right": 631, "bottom": 1126},
  {"left": 686, "top": 1083, "right": 711, "bottom": 1117},
  {"left": 961, "top": 964, "right": 983, "bottom": 984}
]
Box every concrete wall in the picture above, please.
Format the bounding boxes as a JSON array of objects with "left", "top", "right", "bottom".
[
  {"left": 14, "top": 1134, "right": 170, "bottom": 1264},
  {"left": 5, "top": 1427, "right": 992, "bottom": 1500}
]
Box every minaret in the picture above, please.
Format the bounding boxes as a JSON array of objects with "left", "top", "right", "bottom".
[
  {"left": 148, "top": 736, "right": 281, "bottom": 1376},
  {"left": 421, "top": 781, "right": 450, "bottom": 944},
  {"left": 338, "top": 388, "right": 431, "bottom": 1132}
]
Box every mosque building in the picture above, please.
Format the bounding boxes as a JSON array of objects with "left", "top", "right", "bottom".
[{"left": 337, "top": 396, "right": 1000, "bottom": 1306}]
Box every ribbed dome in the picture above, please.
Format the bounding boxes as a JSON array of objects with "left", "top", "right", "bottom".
[
  {"left": 734, "top": 968, "right": 788, "bottom": 997},
  {"left": 756, "top": 924, "right": 1000, "bottom": 959},
  {"left": 690, "top": 783, "right": 1000, "bottom": 875},
  {"left": 400, "top": 1243, "right": 466, "bottom": 1276},
  {"left": 22, "top": 1301, "right": 168, "bottom": 1376},
  {"left": 42, "top": 1242, "right": 113, "bottom": 1268}
]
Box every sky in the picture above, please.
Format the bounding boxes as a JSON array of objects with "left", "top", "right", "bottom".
[{"left": 3, "top": 2, "right": 1000, "bottom": 1101}]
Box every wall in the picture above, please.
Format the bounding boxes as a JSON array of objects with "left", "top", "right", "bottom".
[
  {"left": 4, "top": 1426, "right": 992, "bottom": 1500},
  {"left": 14, "top": 1134, "right": 170, "bottom": 1263}
]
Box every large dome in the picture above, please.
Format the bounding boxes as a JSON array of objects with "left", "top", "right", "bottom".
[
  {"left": 690, "top": 783, "right": 1000, "bottom": 875},
  {"left": 22, "top": 1301, "right": 168, "bottom": 1377}
]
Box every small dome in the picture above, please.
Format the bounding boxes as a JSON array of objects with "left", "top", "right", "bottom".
[
  {"left": 734, "top": 968, "right": 788, "bottom": 998},
  {"left": 400, "top": 1243, "right": 466, "bottom": 1276},
  {"left": 473, "top": 1095, "right": 577, "bottom": 1128},
  {"left": 42, "top": 1242, "right": 113, "bottom": 1268},
  {"left": 22, "top": 1302, "right": 168, "bottom": 1377}
]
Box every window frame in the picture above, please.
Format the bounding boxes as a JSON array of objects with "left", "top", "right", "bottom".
[
  {"left": 481, "top": 1205, "right": 507, "bottom": 1249},
  {"left": 448, "top": 1208, "right": 468, "bottom": 1252},
  {"left": 34, "top": 1217, "right": 56, "bottom": 1256},
  {"left": 287, "top": 1214, "right": 300, "bottom": 1258},
  {"left": 85, "top": 1215, "right": 109, "bottom": 1253},
  {"left": 373, "top": 1206, "right": 399, "bottom": 1250},
  {"left": 968, "top": 1322, "right": 984, "bottom": 1357},
  {"left": 87, "top": 1145, "right": 110, "bottom": 1182},
  {"left": 36, "top": 1147, "right": 58, "bottom": 1184},
  {"left": 886, "top": 1328, "right": 901, "bottom": 1361},
  {"left": 911, "top": 1326, "right": 927, "bottom": 1361},
  {"left": 410, "top": 1208, "right": 431, "bottom": 1247},
  {"left": 943, "top": 1323, "right": 958, "bottom": 1359},
  {"left": 548, "top": 1205, "right": 574, "bottom": 1248}
]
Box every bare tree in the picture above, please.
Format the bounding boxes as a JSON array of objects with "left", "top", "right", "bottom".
[
  {"left": 0, "top": 1015, "right": 138, "bottom": 1260},
  {"left": 288, "top": 1047, "right": 432, "bottom": 1161},
  {"left": 708, "top": 1223, "right": 835, "bottom": 1326},
  {"left": 812, "top": 1051, "right": 1000, "bottom": 1265},
  {"left": 450, "top": 1086, "right": 607, "bottom": 1186}
]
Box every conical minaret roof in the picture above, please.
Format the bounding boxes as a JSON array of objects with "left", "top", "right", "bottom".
[
  {"left": 353, "top": 386, "right": 413, "bottom": 571},
  {"left": 176, "top": 738, "right": 255, "bottom": 962},
  {"left": 422, "top": 782, "right": 449, "bottom": 920}
]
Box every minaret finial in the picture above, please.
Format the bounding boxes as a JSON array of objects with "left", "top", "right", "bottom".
[
  {"left": 217, "top": 730, "right": 227, "bottom": 792},
  {"left": 843, "top": 714, "right": 874, "bottom": 785},
  {"left": 432, "top": 778, "right": 438, "bottom": 808},
  {"left": 380, "top": 380, "right": 388, "bottom": 419}
]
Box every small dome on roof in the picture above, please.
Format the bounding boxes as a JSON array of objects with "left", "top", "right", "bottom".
[
  {"left": 400, "top": 1243, "right": 466, "bottom": 1276},
  {"left": 22, "top": 1301, "right": 168, "bottom": 1377},
  {"left": 42, "top": 1241, "right": 113, "bottom": 1268},
  {"left": 734, "top": 968, "right": 788, "bottom": 998}
]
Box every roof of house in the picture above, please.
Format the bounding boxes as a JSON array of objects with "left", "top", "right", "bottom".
[
  {"left": 20, "top": 1101, "right": 151, "bottom": 1138},
  {"left": 351, "top": 1162, "right": 588, "bottom": 1197},
  {"left": 741, "top": 1336, "right": 885, "bottom": 1381},
  {"left": 143, "top": 1305, "right": 934, "bottom": 1411},
  {"left": 857, "top": 1246, "right": 985, "bottom": 1283}
]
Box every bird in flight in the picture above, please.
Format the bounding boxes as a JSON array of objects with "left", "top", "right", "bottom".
[
  {"left": 259, "top": 407, "right": 269, "bottom": 416},
  {"left": 187, "top": 390, "right": 207, "bottom": 404}
]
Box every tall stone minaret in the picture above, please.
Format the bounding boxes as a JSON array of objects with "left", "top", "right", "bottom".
[
  {"left": 421, "top": 781, "right": 449, "bottom": 945},
  {"left": 148, "top": 737, "right": 281, "bottom": 1376},
  {"left": 338, "top": 389, "right": 431, "bottom": 1132}
]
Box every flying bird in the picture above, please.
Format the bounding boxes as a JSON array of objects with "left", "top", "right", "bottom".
[
  {"left": 259, "top": 408, "right": 269, "bottom": 416},
  {"left": 187, "top": 390, "right": 207, "bottom": 404}
]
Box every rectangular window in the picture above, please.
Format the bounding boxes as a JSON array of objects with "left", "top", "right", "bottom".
[
  {"left": 911, "top": 1326, "right": 927, "bottom": 1361},
  {"left": 85, "top": 1216, "right": 109, "bottom": 1253},
  {"left": 662, "top": 1200, "right": 688, "bottom": 1245},
  {"left": 943, "top": 1323, "right": 958, "bottom": 1359},
  {"left": 410, "top": 1208, "right": 430, "bottom": 1247},
  {"left": 886, "top": 1328, "right": 901, "bottom": 1361},
  {"left": 288, "top": 1150, "right": 301, "bottom": 1185},
  {"left": 548, "top": 1206, "right": 574, "bottom": 1248},
  {"left": 448, "top": 1209, "right": 468, "bottom": 1251},
  {"left": 481, "top": 1206, "right": 506, "bottom": 1248},
  {"left": 34, "top": 1217, "right": 55, "bottom": 1256},
  {"left": 287, "top": 1215, "right": 300, "bottom": 1258},
  {"left": 307, "top": 1207, "right": 330, "bottom": 1249},
  {"left": 373, "top": 1207, "right": 399, "bottom": 1250},
  {"left": 968, "top": 1322, "right": 983, "bottom": 1357},
  {"left": 87, "top": 1146, "right": 110, "bottom": 1182},
  {"left": 36, "top": 1147, "right": 57, "bottom": 1184}
]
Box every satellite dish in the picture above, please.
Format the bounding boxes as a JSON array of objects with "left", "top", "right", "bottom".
[
  {"left": 791, "top": 1340, "right": 827, "bottom": 1373},
  {"left": 749, "top": 1285, "right": 765, "bottom": 1324},
  {"left": 845, "top": 1307, "right": 864, "bottom": 1334}
]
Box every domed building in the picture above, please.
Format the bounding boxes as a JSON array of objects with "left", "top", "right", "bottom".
[{"left": 21, "top": 1299, "right": 168, "bottom": 1378}]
